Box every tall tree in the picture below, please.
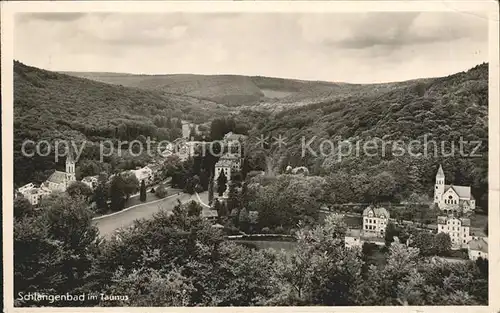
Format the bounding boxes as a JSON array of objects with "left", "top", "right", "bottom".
[
  {"left": 140, "top": 180, "right": 147, "bottom": 202},
  {"left": 66, "top": 181, "right": 93, "bottom": 200},
  {"left": 433, "top": 232, "right": 452, "bottom": 256},
  {"left": 208, "top": 172, "right": 214, "bottom": 205},
  {"left": 216, "top": 171, "right": 228, "bottom": 197},
  {"left": 94, "top": 183, "right": 108, "bottom": 213}
]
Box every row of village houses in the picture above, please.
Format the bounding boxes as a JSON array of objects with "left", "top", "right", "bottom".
[
  {"left": 343, "top": 165, "right": 486, "bottom": 262},
  {"left": 344, "top": 206, "right": 488, "bottom": 262}
]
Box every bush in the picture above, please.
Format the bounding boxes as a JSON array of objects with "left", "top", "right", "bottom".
[
  {"left": 155, "top": 185, "right": 167, "bottom": 199},
  {"left": 195, "top": 184, "right": 204, "bottom": 193},
  {"left": 261, "top": 227, "right": 270, "bottom": 234},
  {"left": 275, "top": 226, "right": 285, "bottom": 234}
]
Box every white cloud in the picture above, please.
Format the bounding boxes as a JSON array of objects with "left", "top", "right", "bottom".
[{"left": 14, "top": 12, "right": 488, "bottom": 83}]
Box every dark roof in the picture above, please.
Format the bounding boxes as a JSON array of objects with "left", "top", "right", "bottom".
[
  {"left": 46, "top": 171, "right": 66, "bottom": 184},
  {"left": 444, "top": 185, "right": 473, "bottom": 199},
  {"left": 363, "top": 206, "right": 390, "bottom": 219}
]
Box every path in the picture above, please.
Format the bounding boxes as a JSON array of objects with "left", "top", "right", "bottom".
[{"left": 93, "top": 191, "right": 207, "bottom": 238}]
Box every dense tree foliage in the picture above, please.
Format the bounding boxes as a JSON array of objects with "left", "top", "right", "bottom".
[
  {"left": 13, "top": 61, "right": 231, "bottom": 186},
  {"left": 240, "top": 63, "right": 488, "bottom": 210},
  {"left": 14, "top": 193, "right": 488, "bottom": 307},
  {"left": 245, "top": 174, "right": 327, "bottom": 231},
  {"left": 140, "top": 180, "right": 147, "bottom": 202}
]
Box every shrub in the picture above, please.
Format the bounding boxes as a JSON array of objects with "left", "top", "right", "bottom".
[
  {"left": 155, "top": 185, "right": 167, "bottom": 199},
  {"left": 275, "top": 226, "right": 285, "bottom": 234},
  {"left": 195, "top": 184, "right": 204, "bottom": 193}
]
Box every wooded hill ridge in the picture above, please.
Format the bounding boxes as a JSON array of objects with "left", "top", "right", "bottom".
[{"left": 14, "top": 61, "right": 488, "bottom": 210}]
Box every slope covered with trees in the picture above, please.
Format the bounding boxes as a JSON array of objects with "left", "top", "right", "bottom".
[
  {"left": 241, "top": 63, "right": 489, "bottom": 210},
  {"left": 13, "top": 61, "right": 231, "bottom": 186}
]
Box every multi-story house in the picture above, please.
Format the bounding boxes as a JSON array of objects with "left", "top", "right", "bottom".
[{"left": 345, "top": 207, "right": 389, "bottom": 248}]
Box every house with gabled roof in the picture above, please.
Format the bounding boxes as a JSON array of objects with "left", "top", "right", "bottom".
[
  {"left": 344, "top": 206, "right": 390, "bottom": 248},
  {"left": 468, "top": 238, "right": 488, "bottom": 260},
  {"left": 43, "top": 151, "right": 76, "bottom": 192},
  {"left": 362, "top": 206, "right": 390, "bottom": 238},
  {"left": 433, "top": 164, "right": 476, "bottom": 213}
]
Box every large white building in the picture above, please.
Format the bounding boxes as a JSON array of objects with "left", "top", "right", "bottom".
[
  {"left": 362, "top": 206, "right": 390, "bottom": 238},
  {"left": 434, "top": 165, "right": 475, "bottom": 213},
  {"left": 19, "top": 183, "right": 52, "bottom": 206},
  {"left": 42, "top": 153, "right": 77, "bottom": 192},
  {"left": 437, "top": 216, "right": 472, "bottom": 249}
]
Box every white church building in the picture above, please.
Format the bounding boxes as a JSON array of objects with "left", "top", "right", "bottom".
[
  {"left": 42, "top": 152, "right": 77, "bottom": 192},
  {"left": 434, "top": 164, "right": 475, "bottom": 213}
]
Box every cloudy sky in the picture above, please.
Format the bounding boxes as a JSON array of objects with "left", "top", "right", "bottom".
[{"left": 14, "top": 11, "right": 488, "bottom": 83}]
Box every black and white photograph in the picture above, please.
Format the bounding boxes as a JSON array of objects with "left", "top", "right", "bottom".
[{"left": 2, "top": 1, "right": 499, "bottom": 310}]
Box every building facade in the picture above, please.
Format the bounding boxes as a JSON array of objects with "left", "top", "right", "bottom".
[
  {"left": 362, "top": 206, "right": 390, "bottom": 238},
  {"left": 43, "top": 153, "right": 77, "bottom": 192},
  {"left": 344, "top": 207, "right": 389, "bottom": 248},
  {"left": 82, "top": 175, "right": 99, "bottom": 190},
  {"left": 437, "top": 216, "right": 472, "bottom": 249},
  {"left": 21, "top": 186, "right": 52, "bottom": 206},
  {"left": 434, "top": 165, "right": 475, "bottom": 212}
]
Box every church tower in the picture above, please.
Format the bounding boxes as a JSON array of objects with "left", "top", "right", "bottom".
[
  {"left": 434, "top": 164, "right": 445, "bottom": 204},
  {"left": 65, "top": 149, "right": 76, "bottom": 187}
]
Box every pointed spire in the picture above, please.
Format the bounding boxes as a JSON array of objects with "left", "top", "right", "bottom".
[
  {"left": 66, "top": 149, "right": 74, "bottom": 163},
  {"left": 436, "top": 164, "right": 445, "bottom": 178}
]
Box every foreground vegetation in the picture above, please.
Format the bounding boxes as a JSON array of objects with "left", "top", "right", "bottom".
[{"left": 14, "top": 195, "right": 488, "bottom": 307}]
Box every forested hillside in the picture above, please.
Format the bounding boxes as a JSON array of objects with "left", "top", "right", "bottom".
[
  {"left": 15, "top": 61, "right": 489, "bottom": 210},
  {"left": 62, "top": 72, "right": 266, "bottom": 106},
  {"left": 64, "top": 70, "right": 435, "bottom": 111},
  {"left": 242, "top": 63, "right": 489, "bottom": 210}
]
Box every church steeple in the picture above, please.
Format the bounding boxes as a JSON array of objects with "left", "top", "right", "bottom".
[
  {"left": 65, "top": 147, "right": 76, "bottom": 186},
  {"left": 434, "top": 164, "right": 445, "bottom": 204},
  {"left": 436, "top": 164, "right": 445, "bottom": 178}
]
